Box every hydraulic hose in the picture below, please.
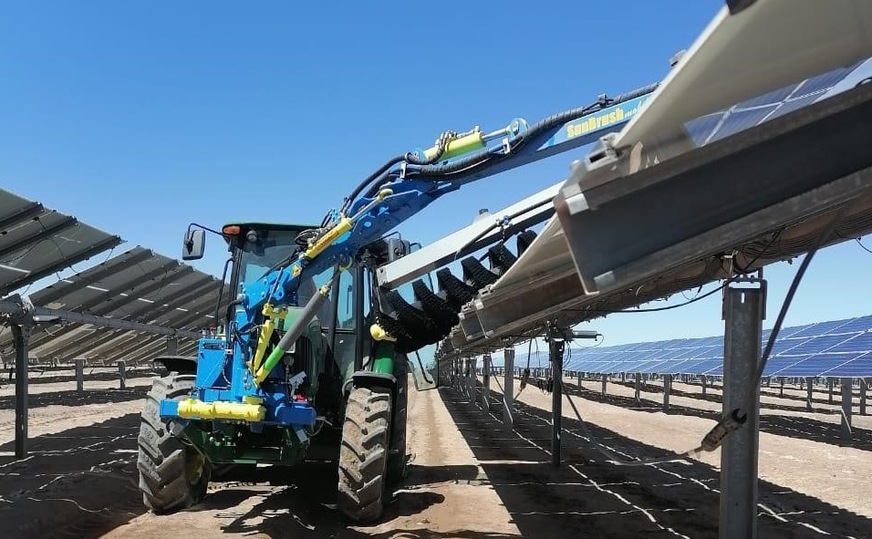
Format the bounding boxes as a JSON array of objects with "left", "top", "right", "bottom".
[{"left": 342, "top": 154, "right": 407, "bottom": 213}]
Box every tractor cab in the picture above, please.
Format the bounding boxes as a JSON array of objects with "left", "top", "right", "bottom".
[{"left": 180, "top": 221, "right": 436, "bottom": 397}]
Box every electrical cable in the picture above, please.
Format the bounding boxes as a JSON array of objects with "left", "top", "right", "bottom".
[
  {"left": 744, "top": 205, "right": 849, "bottom": 414},
  {"left": 577, "top": 281, "right": 730, "bottom": 316},
  {"left": 530, "top": 207, "right": 850, "bottom": 467},
  {"left": 561, "top": 378, "right": 707, "bottom": 466},
  {"left": 856, "top": 237, "right": 872, "bottom": 254}
]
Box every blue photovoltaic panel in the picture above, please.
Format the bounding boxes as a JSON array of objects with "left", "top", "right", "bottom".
[
  {"left": 685, "top": 59, "right": 868, "bottom": 146},
  {"left": 565, "top": 315, "right": 872, "bottom": 378},
  {"left": 781, "top": 334, "right": 856, "bottom": 356},
  {"left": 826, "top": 355, "right": 872, "bottom": 377},
  {"left": 787, "top": 319, "right": 854, "bottom": 338},
  {"left": 833, "top": 332, "right": 872, "bottom": 354},
  {"left": 831, "top": 316, "right": 872, "bottom": 334},
  {"left": 776, "top": 355, "right": 858, "bottom": 378},
  {"left": 768, "top": 337, "right": 813, "bottom": 356}
]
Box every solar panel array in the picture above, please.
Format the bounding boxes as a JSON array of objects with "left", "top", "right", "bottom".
[
  {"left": 486, "top": 315, "right": 872, "bottom": 378},
  {"left": 0, "top": 187, "right": 225, "bottom": 363}
]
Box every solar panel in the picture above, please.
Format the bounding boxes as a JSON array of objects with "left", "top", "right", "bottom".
[
  {"left": 777, "top": 355, "right": 860, "bottom": 378},
  {"left": 829, "top": 315, "right": 872, "bottom": 334},
  {"left": 780, "top": 334, "right": 856, "bottom": 356},
  {"left": 786, "top": 318, "right": 854, "bottom": 338},
  {"left": 832, "top": 332, "right": 872, "bottom": 354},
  {"left": 685, "top": 59, "right": 869, "bottom": 146},
  {"left": 768, "top": 337, "right": 813, "bottom": 356},
  {"left": 826, "top": 354, "right": 872, "bottom": 377},
  {"left": 567, "top": 315, "right": 872, "bottom": 378}
]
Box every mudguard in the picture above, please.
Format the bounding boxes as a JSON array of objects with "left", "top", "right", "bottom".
[{"left": 152, "top": 355, "right": 197, "bottom": 375}]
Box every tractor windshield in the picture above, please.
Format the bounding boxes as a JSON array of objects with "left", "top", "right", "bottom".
[
  {"left": 238, "top": 228, "right": 303, "bottom": 289},
  {"left": 235, "top": 225, "right": 335, "bottom": 314}
]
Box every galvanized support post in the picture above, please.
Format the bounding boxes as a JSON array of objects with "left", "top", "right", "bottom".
[
  {"left": 577, "top": 371, "right": 582, "bottom": 387},
  {"left": 861, "top": 379, "right": 867, "bottom": 416},
  {"left": 702, "top": 374, "right": 708, "bottom": 396},
  {"left": 841, "top": 378, "right": 852, "bottom": 439},
  {"left": 621, "top": 372, "right": 626, "bottom": 383},
  {"left": 12, "top": 324, "right": 31, "bottom": 459},
  {"left": 806, "top": 377, "right": 814, "bottom": 411},
  {"left": 549, "top": 335, "right": 565, "bottom": 467},
  {"left": 635, "top": 372, "right": 641, "bottom": 402},
  {"left": 457, "top": 359, "right": 463, "bottom": 391},
  {"left": 482, "top": 353, "right": 491, "bottom": 411},
  {"left": 468, "top": 358, "right": 476, "bottom": 405},
  {"left": 663, "top": 374, "right": 672, "bottom": 411},
  {"left": 503, "top": 348, "right": 514, "bottom": 430},
  {"left": 75, "top": 358, "right": 84, "bottom": 392},
  {"left": 779, "top": 377, "right": 784, "bottom": 397},
  {"left": 720, "top": 283, "right": 764, "bottom": 539},
  {"left": 601, "top": 373, "right": 607, "bottom": 397},
  {"left": 828, "top": 378, "right": 834, "bottom": 404},
  {"left": 118, "top": 360, "right": 126, "bottom": 390},
  {"left": 166, "top": 336, "right": 179, "bottom": 355}
]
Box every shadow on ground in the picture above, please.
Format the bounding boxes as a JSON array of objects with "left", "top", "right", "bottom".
[
  {"left": 442, "top": 383, "right": 872, "bottom": 539},
  {"left": 1, "top": 368, "right": 156, "bottom": 387},
  {"left": 0, "top": 387, "right": 148, "bottom": 409},
  {"left": 0, "top": 413, "right": 146, "bottom": 539}
]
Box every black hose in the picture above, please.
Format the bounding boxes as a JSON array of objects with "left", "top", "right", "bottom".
[{"left": 342, "top": 154, "right": 407, "bottom": 213}]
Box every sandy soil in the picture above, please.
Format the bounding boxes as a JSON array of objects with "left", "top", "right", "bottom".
[
  {"left": 100, "top": 381, "right": 521, "bottom": 539},
  {"left": 0, "top": 370, "right": 870, "bottom": 539},
  {"left": 518, "top": 376, "right": 872, "bottom": 519}
]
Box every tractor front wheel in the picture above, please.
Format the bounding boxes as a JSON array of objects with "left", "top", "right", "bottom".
[
  {"left": 137, "top": 373, "right": 211, "bottom": 514},
  {"left": 337, "top": 386, "right": 392, "bottom": 522}
]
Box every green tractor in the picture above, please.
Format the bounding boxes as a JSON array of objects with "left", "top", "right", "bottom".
[{"left": 137, "top": 222, "right": 441, "bottom": 521}]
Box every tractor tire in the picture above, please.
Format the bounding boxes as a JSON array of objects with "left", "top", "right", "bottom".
[
  {"left": 337, "top": 386, "right": 392, "bottom": 522},
  {"left": 387, "top": 357, "right": 409, "bottom": 484},
  {"left": 137, "top": 373, "right": 210, "bottom": 514}
]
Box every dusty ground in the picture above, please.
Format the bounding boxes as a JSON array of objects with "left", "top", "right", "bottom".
[{"left": 0, "top": 370, "right": 870, "bottom": 538}]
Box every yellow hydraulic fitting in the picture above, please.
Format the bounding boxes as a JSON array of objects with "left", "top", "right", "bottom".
[
  {"left": 370, "top": 323, "right": 396, "bottom": 342},
  {"left": 424, "top": 129, "right": 485, "bottom": 161},
  {"left": 177, "top": 399, "right": 266, "bottom": 422},
  {"left": 304, "top": 188, "right": 394, "bottom": 261},
  {"left": 305, "top": 217, "right": 352, "bottom": 259},
  {"left": 251, "top": 303, "right": 287, "bottom": 376}
]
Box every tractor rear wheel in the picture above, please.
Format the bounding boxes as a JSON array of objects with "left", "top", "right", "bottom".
[
  {"left": 387, "top": 357, "right": 409, "bottom": 483},
  {"left": 137, "top": 373, "right": 210, "bottom": 514},
  {"left": 337, "top": 386, "right": 392, "bottom": 522}
]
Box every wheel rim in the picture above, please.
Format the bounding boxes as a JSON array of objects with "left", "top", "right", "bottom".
[{"left": 186, "top": 452, "right": 206, "bottom": 485}]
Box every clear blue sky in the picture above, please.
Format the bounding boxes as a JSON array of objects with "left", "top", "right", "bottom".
[{"left": 2, "top": 0, "right": 870, "bottom": 346}]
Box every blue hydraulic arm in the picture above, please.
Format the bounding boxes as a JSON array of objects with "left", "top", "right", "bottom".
[
  {"left": 242, "top": 84, "right": 657, "bottom": 381},
  {"left": 159, "top": 83, "right": 657, "bottom": 430}
]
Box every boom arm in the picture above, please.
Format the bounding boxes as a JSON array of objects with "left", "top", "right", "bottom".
[{"left": 238, "top": 84, "right": 658, "bottom": 381}]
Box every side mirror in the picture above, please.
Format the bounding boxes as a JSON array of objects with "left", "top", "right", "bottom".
[{"left": 183, "top": 229, "right": 205, "bottom": 260}]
